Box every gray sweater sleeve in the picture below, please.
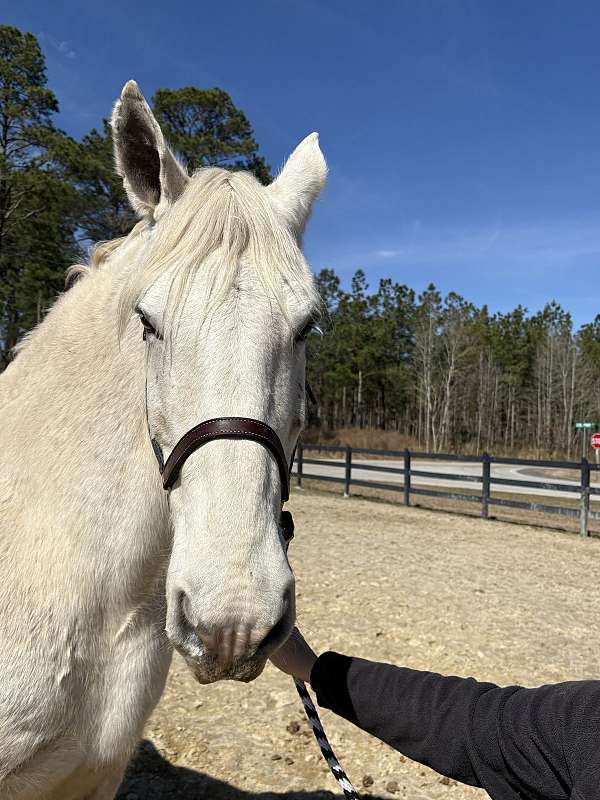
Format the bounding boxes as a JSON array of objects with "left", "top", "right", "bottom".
[{"left": 310, "top": 652, "right": 600, "bottom": 800}]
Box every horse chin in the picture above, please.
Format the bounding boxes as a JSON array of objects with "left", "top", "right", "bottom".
[{"left": 181, "top": 651, "right": 267, "bottom": 684}]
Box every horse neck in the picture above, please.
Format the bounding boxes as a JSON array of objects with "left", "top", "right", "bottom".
[{"left": 0, "top": 237, "right": 170, "bottom": 611}]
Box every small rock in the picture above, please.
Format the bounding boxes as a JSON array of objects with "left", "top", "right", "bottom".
[
  {"left": 385, "top": 780, "right": 399, "bottom": 794},
  {"left": 286, "top": 720, "right": 301, "bottom": 734},
  {"left": 439, "top": 776, "right": 454, "bottom": 785},
  {"left": 284, "top": 756, "right": 294, "bottom": 765},
  {"left": 194, "top": 700, "right": 203, "bottom": 708},
  {"left": 362, "top": 775, "right": 374, "bottom": 788},
  {"left": 398, "top": 755, "right": 406, "bottom": 762},
  {"left": 271, "top": 754, "right": 282, "bottom": 761}
]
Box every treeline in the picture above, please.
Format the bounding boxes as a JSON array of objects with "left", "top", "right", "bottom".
[
  {"left": 4, "top": 28, "right": 599, "bottom": 459},
  {"left": 0, "top": 25, "right": 270, "bottom": 367},
  {"left": 307, "top": 270, "right": 600, "bottom": 458}
]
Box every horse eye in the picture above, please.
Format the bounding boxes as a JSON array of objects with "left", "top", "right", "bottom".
[
  {"left": 296, "top": 321, "right": 322, "bottom": 343},
  {"left": 296, "top": 323, "right": 313, "bottom": 343},
  {"left": 136, "top": 311, "right": 160, "bottom": 341}
]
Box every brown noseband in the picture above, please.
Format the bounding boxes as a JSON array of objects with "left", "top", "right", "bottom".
[
  {"left": 144, "top": 382, "right": 316, "bottom": 544},
  {"left": 157, "top": 417, "right": 291, "bottom": 502}
]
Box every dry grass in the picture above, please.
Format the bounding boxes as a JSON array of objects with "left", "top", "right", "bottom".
[
  {"left": 303, "top": 428, "right": 414, "bottom": 452},
  {"left": 118, "top": 489, "right": 600, "bottom": 800},
  {"left": 303, "top": 428, "right": 593, "bottom": 462}
]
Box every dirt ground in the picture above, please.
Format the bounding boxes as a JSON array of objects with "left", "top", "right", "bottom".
[{"left": 117, "top": 489, "right": 600, "bottom": 800}]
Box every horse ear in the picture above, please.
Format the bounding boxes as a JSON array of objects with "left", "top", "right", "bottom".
[
  {"left": 267, "top": 133, "right": 327, "bottom": 236},
  {"left": 111, "top": 80, "right": 188, "bottom": 217}
]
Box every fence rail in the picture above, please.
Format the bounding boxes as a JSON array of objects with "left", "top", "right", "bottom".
[{"left": 292, "top": 444, "right": 600, "bottom": 538}]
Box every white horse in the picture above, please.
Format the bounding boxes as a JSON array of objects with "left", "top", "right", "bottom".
[{"left": 0, "top": 80, "right": 326, "bottom": 799}]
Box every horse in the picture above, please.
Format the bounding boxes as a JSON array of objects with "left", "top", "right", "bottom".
[{"left": 0, "top": 80, "right": 327, "bottom": 800}]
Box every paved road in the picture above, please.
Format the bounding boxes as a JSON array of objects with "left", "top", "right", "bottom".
[{"left": 296, "top": 456, "right": 600, "bottom": 503}]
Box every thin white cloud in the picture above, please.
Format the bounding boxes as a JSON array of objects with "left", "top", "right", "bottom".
[
  {"left": 369, "top": 218, "right": 600, "bottom": 269},
  {"left": 56, "top": 40, "right": 76, "bottom": 59},
  {"left": 38, "top": 32, "right": 76, "bottom": 60},
  {"left": 375, "top": 249, "right": 402, "bottom": 258}
]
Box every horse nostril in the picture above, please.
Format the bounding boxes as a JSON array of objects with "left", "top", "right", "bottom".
[
  {"left": 173, "top": 589, "right": 210, "bottom": 646},
  {"left": 257, "top": 585, "right": 295, "bottom": 655},
  {"left": 257, "top": 612, "right": 292, "bottom": 655},
  {"left": 178, "top": 590, "right": 195, "bottom": 630}
]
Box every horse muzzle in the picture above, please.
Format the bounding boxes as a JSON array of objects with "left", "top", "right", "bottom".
[
  {"left": 181, "top": 649, "right": 268, "bottom": 684},
  {"left": 166, "top": 583, "right": 295, "bottom": 683}
]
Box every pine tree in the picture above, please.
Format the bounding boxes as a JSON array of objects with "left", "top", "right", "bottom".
[
  {"left": 0, "top": 25, "right": 79, "bottom": 366},
  {"left": 152, "top": 87, "right": 271, "bottom": 183}
]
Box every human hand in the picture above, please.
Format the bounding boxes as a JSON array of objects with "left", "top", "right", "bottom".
[{"left": 269, "top": 627, "right": 317, "bottom": 684}]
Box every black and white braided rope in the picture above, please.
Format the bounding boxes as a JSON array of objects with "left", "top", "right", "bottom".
[{"left": 294, "top": 678, "right": 361, "bottom": 799}]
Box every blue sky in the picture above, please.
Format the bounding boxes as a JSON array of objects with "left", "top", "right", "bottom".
[{"left": 5, "top": 1, "right": 600, "bottom": 327}]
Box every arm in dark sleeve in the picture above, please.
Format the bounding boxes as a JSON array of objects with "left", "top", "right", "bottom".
[
  {"left": 310, "top": 651, "right": 501, "bottom": 788},
  {"left": 310, "top": 653, "right": 600, "bottom": 799}
]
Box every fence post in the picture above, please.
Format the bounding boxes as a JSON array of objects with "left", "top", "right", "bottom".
[
  {"left": 344, "top": 445, "right": 352, "bottom": 497},
  {"left": 296, "top": 442, "right": 303, "bottom": 489},
  {"left": 481, "top": 453, "right": 491, "bottom": 519},
  {"left": 580, "top": 457, "right": 590, "bottom": 538},
  {"left": 403, "top": 449, "right": 411, "bottom": 506}
]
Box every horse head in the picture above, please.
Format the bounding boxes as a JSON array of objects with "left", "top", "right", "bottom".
[{"left": 112, "top": 80, "right": 327, "bottom": 683}]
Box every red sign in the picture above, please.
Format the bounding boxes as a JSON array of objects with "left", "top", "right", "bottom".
[{"left": 592, "top": 433, "right": 600, "bottom": 450}]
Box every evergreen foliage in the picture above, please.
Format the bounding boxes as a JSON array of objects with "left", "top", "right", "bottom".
[
  {"left": 68, "top": 121, "right": 137, "bottom": 244},
  {"left": 0, "top": 26, "right": 272, "bottom": 365},
  {"left": 307, "top": 268, "right": 600, "bottom": 457},
  {"left": 152, "top": 87, "right": 271, "bottom": 183},
  {"left": 0, "top": 25, "right": 79, "bottom": 366},
  {"left": 2, "top": 25, "right": 599, "bottom": 458}
]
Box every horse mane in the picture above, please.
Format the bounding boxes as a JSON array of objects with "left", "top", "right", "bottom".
[
  {"left": 14, "top": 166, "right": 319, "bottom": 363},
  {"left": 65, "top": 219, "right": 149, "bottom": 288},
  {"left": 116, "top": 167, "right": 320, "bottom": 338}
]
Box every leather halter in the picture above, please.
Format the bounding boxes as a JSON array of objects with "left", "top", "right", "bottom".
[
  {"left": 144, "top": 377, "right": 316, "bottom": 544},
  {"left": 150, "top": 415, "right": 295, "bottom": 542},
  {"left": 159, "top": 416, "right": 291, "bottom": 501}
]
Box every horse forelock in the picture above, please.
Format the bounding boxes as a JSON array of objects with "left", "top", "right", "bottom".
[{"left": 115, "top": 167, "right": 321, "bottom": 339}]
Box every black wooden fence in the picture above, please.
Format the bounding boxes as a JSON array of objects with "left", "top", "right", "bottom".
[{"left": 292, "top": 444, "right": 600, "bottom": 538}]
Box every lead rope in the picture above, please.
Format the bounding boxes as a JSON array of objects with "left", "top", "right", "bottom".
[
  {"left": 293, "top": 678, "right": 361, "bottom": 799},
  {"left": 282, "top": 517, "right": 360, "bottom": 800}
]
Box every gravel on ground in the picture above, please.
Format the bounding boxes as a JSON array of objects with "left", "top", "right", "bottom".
[{"left": 118, "top": 489, "right": 600, "bottom": 800}]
